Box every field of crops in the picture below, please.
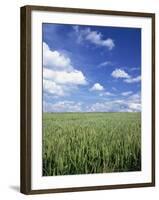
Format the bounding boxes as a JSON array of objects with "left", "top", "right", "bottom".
[{"left": 42, "top": 112, "right": 141, "bottom": 176}]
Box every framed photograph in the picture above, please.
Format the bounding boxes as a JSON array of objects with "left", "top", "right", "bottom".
[{"left": 20, "top": 5, "right": 155, "bottom": 194}]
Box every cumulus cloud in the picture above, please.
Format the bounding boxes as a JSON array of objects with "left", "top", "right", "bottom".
[
  {"left": 43, "top": 68, "right": 87, "bottom": 85},
  {"left": 124, "top": 76, "right": 141, "bottom": 83},
  {"left": 112, "top": 87, "right": 117, "bottom": 91},
  {"left": 90, "top": 83, "right": 104, "bottom": 91},
  {"left": 121, "top": 91, "right": 133, "bottom": 96},
  {"left": 43, "top": 79, "right": 65, "bottom": 96},
  {"left": 43, "top": 42, "right": 72, "bottom": 70},
  {"left": 43, "top": 42, "right": 87, "bottom": 97},
  {"left": 111, "top": 68, "right": 130, "bottom": 79},
  {"left": 73, "top": 26, "right": 115, "bottom": 50},
  {"left": 88, "top": 92, "right": 141, "bottom": 112},
  {"left": 111, "top": 68, "right": 141, "bottom": 84},
  {"left": 98, "top": 61, "right": 114, "bottom": 67},
  {"left": 128, "top": 103, "right": 141, "bottom": 111},
  {"left": 99, "top": 92, "right": 115, "bottom": 97},
  {"left": 43, "top": 101, "right": 82, "bottom": 112},
  {"left": 128, "top": 93, "right": 141, "bottom": 102},
  {"left": 126, "top": 92, "right": 141, "bottom": 111},
  {"left": 130, "top": 67, "right": 140, "bottom": 71},
  {"left": 98, "top": 61, "right": 113, "bottom": 67},
  {"left": 43, "top": 91, "right": 141, "bottom": 112}
]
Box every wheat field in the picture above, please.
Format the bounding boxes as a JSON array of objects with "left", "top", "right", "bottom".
[{"left": 42, "top": 112, "right": 141, "bottom": 176}]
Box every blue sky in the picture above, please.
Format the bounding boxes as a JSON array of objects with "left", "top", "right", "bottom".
[{"left": 42, "top": 23, "right": 141, "bottom": 112}]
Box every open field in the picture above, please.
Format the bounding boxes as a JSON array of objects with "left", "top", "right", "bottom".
[{"left": 42, "top": 112, "right": 141, "bottom": 176}]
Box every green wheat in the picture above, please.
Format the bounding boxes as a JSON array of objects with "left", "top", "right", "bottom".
[{"left": 42, "top": 112, "right": 141, "bottom": 176}]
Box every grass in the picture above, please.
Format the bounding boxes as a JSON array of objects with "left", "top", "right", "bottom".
[{"left": 42, "top": 112, "right": 141, "bottom": 176}]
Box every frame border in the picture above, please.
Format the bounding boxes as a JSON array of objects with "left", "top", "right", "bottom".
[{"left": 20, "top": 5, "right": 155, "bottom": 195}]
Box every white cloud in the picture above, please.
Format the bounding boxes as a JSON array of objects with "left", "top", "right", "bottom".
[
  {"left": 121, "top": 91, "right": 133, "bottom": 96},
  {"left": 111, "top": 69, "right": 130, "bottom": 79},
  {"left": 43, "top": 68, "right": 87, "bottom": 85},
  {"left": 73, "top": 26, "right": 115, "bottom": 50},
  {"left": 111, "top": 68, "right": 141, "bottom": 84},
  {"left": 90, "top": 83, "right": 104, "bottom": 91},
  {"left": 124, "top": 76, "right": 141, "bottom": 83},
  {"left": 43, "top": 42, "right": 72, "bottom": 70},
  {"left": 99, "top": 61, "right": 113, "bottom": 67},
  {"left": 43, "top": 42, "right": 87, "bottom": 97},
  {"left": 43, "top": 101, "right": 82, "bottom": 112},
  {"left": 128, "top": 103, "right": 141, "bottom": 111},
  {"left": 130, "top": 67, "right": 140, "bottom": 71},
  {"left": 88, "top": 102, "right": 110, "bottom": 112},
  {"left": 88, "top": 92, "right": 141, "bottom": 112},
  {"left": 99, "top": 92, "right": 115, "bottom": 97},
  {"left": 43, "top": 79, "right": 65, "bottom": 96},
  {"left": 128, "top": 92, "right": 141, "bottom": 102},
  {"left": 125, "top": 92, "right": 141, "bottom": 112},
  {"left": 112, "top": 87, "right": 117, "bottom": 91},
  {"left": 43, "top": 91, "right": 141, "bottom": 112}
]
